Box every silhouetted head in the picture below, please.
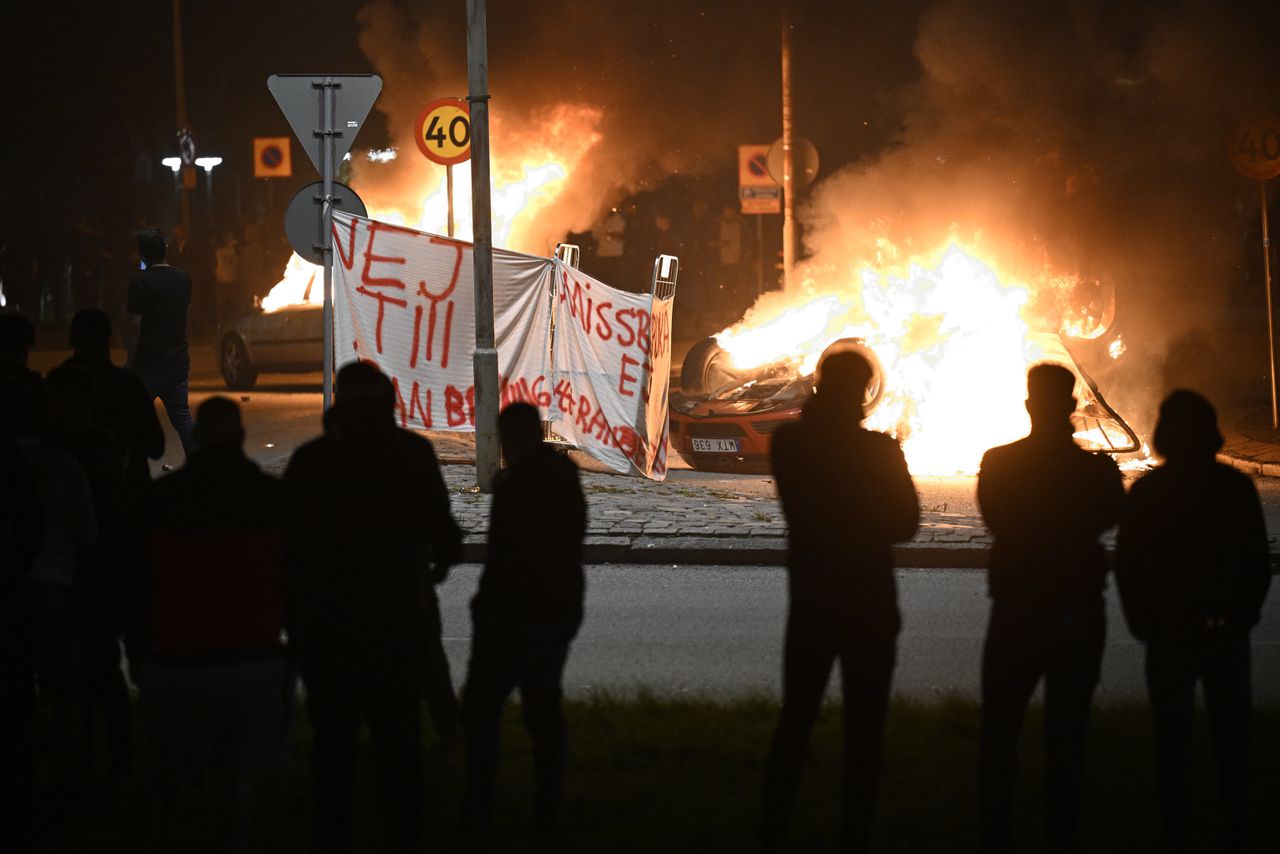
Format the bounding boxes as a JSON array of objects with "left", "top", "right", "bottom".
[
  {"left": 1152, "top": 390, "right": 1222, "bottom": 461},
  {"left": 194, "top": 396, "right": 245, "bottom": 452},
  {"left": 1025, "top": 363, "right": 1076, "bottom": 435},
  {"left": 499, "top": 402, "right": 543, "bottom": 467},
  {"left": 0, "top": 312, "right": 36, "bottom": 367},
  {"left": 137, "top": 227, "right": 167, "bottom": 265},
  {"left": 333, "top": 361, "right": 396, "bottom": 432},
  {"left": 69, "top": 309, "right": 112, "bottom": 359},
  {"left": 810, "top": 349, "right": 873, "bottom": 420}
]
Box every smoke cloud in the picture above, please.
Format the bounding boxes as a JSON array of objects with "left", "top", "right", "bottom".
[{"left": 351, "top": 0, "right": 1280, "bottom": 424}]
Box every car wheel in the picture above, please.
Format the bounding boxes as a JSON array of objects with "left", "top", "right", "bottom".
[
  {"left": 219, "top": 336, "right": 259, "bottom": 390},
  {"left": 817, "top": 337, "right": 886, "bottom": 413},
  {"left": 680, "top": 337, "right": 742, "bottom": 396}
]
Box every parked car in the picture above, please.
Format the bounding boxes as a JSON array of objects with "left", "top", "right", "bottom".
[{"left": 217, "top": 303, "right": 322, "bottom": 389}]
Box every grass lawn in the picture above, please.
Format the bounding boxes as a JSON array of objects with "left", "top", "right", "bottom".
[{"left": 38, "top": 693, "right": 1280, "bottom": 852}]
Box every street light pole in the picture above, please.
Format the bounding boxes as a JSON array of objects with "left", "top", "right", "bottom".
[
  {"left": 780, "top": 3, "right": 795, "bottom": 290},
  {"left": 467, "top": 0, "right": 500, "bottom": 492},
  {"left": 172, "top": 0, "right": 191, "bottom": 237}
]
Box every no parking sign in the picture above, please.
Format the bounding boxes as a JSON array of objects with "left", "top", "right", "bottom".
[{"left": 254, "top": 136, "right": 292, "bottom": 178}]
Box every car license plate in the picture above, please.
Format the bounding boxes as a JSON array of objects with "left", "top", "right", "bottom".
[{"left": 691, "top": 438, "right": 741, "bottom": 453}]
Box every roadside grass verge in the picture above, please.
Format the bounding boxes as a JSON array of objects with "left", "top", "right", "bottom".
[{"left": 48, "top": 692, "right": 1279, "bottom": 852}]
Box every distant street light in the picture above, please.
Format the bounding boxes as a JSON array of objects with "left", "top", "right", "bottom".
[
  {"left": 194, "top": 157, "right": 223, "bottom": 223},
  {"left": 161, "top": 156, "right": 182, "bottom": 173}
]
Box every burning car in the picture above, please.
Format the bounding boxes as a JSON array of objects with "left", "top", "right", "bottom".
[{"left": 669, "top": 244, "right": 1140, "bottom": 475}]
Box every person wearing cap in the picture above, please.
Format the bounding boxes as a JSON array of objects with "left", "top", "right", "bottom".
[
  {"left": 760, "top": 348, "right": 920, "bottom": 854},
  {"left": 1116, "top": 391, "right": 1270, "bottom": 854},
  {"left": 976, "top": 363, "right": 1125, "bottom": 854}
]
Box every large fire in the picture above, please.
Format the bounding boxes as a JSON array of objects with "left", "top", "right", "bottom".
[
  {"left": 715, "top": 243, "right": 1138, "bottom": 475},
  {"left": 261, "top": 105, "right": 602, "bottom": 312}
]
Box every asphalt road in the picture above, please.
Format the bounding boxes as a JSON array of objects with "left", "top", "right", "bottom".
[{"left": 437, "top": 564, "right": 1280, "bottom": 703}]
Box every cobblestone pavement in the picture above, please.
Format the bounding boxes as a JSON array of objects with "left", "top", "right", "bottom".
[{"left": 440, "top": 454, "right": 996, "bottom": 567}]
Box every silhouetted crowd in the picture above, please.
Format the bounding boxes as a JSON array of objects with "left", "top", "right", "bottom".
[{"left": 0, "top": 272, "right": 1274, "bottom": 852}]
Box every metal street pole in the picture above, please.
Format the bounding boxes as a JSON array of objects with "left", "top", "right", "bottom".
[
  {"left": 320, "top": 78, "right": 337, "bottom": 411},
  {"left": 780, "top": 4, "right": 795, "bottom": 290},
  {"left": 172, "top": 0, "right": 191, "bottom": 237},
  {"left": 467, "top": 0, "right": 500, "bottom": 492},
  {"left": 447, "top": 163, "right": 455, "bottom": 237},
  {"left": 1262, "top": 180, "right": 1278, "bottom": 429}
]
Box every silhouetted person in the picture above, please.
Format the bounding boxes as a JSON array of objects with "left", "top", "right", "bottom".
[
  {"left": 1116, "top": 391, "right": 1271, "bottom": 854},
  {"left": 761, "top": 349, "right": 920, "bottom": 854},
  {"left": 0, "top": 371, "right": 43, "bottom": 854},
  {"left": 16, "top": 364, "right": 98, "bottom": 797},
  {"left": 126, "top": 227, "right": 195, "bottom": 457},
  {"left": 461, "top": 402, "right": 588, "bottom": 836},
  {"left": 285, "top": 362, "right": 462, "bottom": 854},
  {"left": 976, "top": 363, "right": 1124, "bottom": 854},
  {"left": 63, "top": 308, "right": 165, "bottom": 495},
  {"left": 123, "top": 396, "right": 294, "bottom": 854},
  {"left": 0, "top": 311, "right": 41, "bottom": 391},
  {"left": 42, "top": 364, "right": 131, "bottom": 780}
]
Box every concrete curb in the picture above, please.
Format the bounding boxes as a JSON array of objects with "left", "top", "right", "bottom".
[{"left": 458, "top": 536, "right": 994, "bottom": 567}]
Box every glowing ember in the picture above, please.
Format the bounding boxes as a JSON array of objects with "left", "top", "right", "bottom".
[{"left": 715, "top": 243, "right": 1131, "bottom": 475}]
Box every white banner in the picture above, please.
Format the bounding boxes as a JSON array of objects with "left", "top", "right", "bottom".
[
  {"left": 546, "top": 263, "right": 672, "bottom": 479},
  {"left": 332, "top": 211, "right": 672, "bottom": 480}
]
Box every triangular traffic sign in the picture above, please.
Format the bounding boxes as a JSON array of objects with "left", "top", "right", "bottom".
[{"left": 267, "top": 74, "right": 383, "bottom": 174}]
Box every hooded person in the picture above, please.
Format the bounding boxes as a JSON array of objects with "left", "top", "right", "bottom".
[{"left": 1116, "top": 390, "right": 1270, "bottom": 853}]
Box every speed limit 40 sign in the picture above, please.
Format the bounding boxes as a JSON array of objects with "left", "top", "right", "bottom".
[
  {"left": 1230, "top": 113, "right": 1280, "bottom": 182},
  {"left": 415, "top": 97, "right": 471, "bottom": 165}
]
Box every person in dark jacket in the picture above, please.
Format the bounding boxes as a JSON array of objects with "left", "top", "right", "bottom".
[
  {"left": 285, "top": 362, "right": 461, "bottom": 854},
  {"left": 1116, "top": 391, "right": 1271, "bottom": 854},
  {"left": 760, "top": 348, "right": 920, "bottom": 854},
  {"left": 41, "top": 364, "right": 131, "bottom": 780},
  {"left": 460, "top": 402, "right": 588, "bottom": 834},
  {"left": 126, "top": 227, "right": 195, "bottom": 457},
  {"left": 123, "top": 396, "right": 294, "bottom": 854},
  {"left": 976, "top": 363, "right": 1124, "bottom": 854},
  {"left": 62, "top": 308, "right": 164, "bottom": 495}
]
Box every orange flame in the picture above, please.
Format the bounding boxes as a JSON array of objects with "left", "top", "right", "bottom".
[{"left": 715, "top": 242, "right": 1131, "bottom": 475}]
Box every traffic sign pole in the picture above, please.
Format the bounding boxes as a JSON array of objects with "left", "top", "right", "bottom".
[
  {"left": 1228, "top": 114, "right": 1280, "bottom": 429},
  {"left": 320, "top": 77, "right": 337, "bottom": 412},
  {"left": 780, "top": 5, "right": 795, "bottom": 291},
  {"left": 467, "top": 0, "right": 500, "bottom": 493},
  {"left": 1262, "top": 180, "right": 1277, "bottom": 429},
  {"left": 269, "top": 73, "right": 380, "bottom": 410}
]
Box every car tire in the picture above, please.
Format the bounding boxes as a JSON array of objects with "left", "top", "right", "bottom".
[
  {"left": 817, "top": 337, "right": 886, "bottom": 413},
  {"left": 219, "top": 335, "right": 259, "bottom": 390},
  {"left": 680, "top": 337, "right": 742, "bottom": 396}
]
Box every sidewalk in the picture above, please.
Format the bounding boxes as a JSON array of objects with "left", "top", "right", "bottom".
[{"left": 1218, "top": 407, "right": 1280, "bottom": 478}]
